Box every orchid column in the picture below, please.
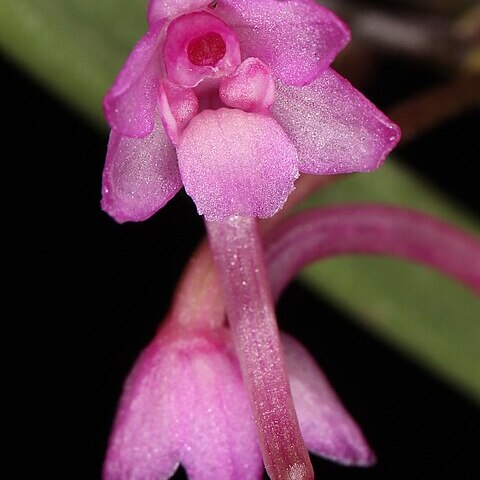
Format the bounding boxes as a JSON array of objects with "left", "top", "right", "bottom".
[{"left": 100, "top": 1, "right": 400, "bottom": 479}]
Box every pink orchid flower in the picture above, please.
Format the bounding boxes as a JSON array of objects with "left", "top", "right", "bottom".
[
  {"left": 101, "top": 0, "right": 400, "bottom": 223},
  {"left": 104, "top": 323, "right": 374, "bottom": 480},
  {"left": 101, "top": 2, "right": 403, "bottom": 478}
]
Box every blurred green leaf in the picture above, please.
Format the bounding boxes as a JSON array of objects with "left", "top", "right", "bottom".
[
  {"left": 0, "top": 0, "right": 148, "bottom": 124},
  {"left": 300, "top": 164, "right": 480, "bottom": 403},
  {"left": 1, "top": 1, "right": 478, "bottom": 400}
]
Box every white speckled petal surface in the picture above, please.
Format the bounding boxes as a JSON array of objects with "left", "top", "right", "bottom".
[
  {"left": 101, "top": 117, "right": 181, "bottom": 223},
  {"left": 283, "top": 333, "right": 376, "bottom": 466},
  {"left": 177, "top": 108, "right": 299, "bottom": 221},
  {"left": 272, "top": 68, "right": 401, "bottom": 174},
  {"left": 217, "top": 0, "right": 350, "bottom": 85},
  {"left": 148, "top": 0, "right": 211, "bottom": 26},
  {"left": 103, "top": 21, "right": 165, "bottom": 138}
]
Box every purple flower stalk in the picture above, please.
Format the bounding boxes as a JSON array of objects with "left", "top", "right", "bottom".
[
  {"left": 206, "top": 216, "right": 314, "bottom": 478},
  {"left": 100, "top": 1, "right": 401, "bottom": 478},
  {"left": 265, "top": 204, "right": 480, "bottom": 299}
]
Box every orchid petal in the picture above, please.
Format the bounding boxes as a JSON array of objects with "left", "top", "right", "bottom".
[
  {"left": 217, "top": 0, "right": 350, "bottom": 85},
  {"left": 219, "top": 57, "right": 275, "bottom": 113},
  {"left": 177, "top": 108, "right": 299, "bottom": 221},
  {"left": 104, "top": 328, "right": 262, "bottom": 480},
  {"left": 101, "top": 117, "right": 181, "bottom": 223},
  {"left": 103, "top": 21, "right": 165, "bottom": 137},
  {"left": 178, "top": 331, "right": 263, "bottom": 480},
  {"left": 159, "top": 81, "right": 199, "bottom": 145},
  {"left": 283, "top": 333, "right": 376, "bottom": 466},
  {"left": 103, "top": 338, "right": 184, "bottom": 480},
  {"left": 272, "top": 68, "right": 401, "bottom": 174},
  {"left": 148, "top": 0, "right": 211, "bottom": 27}
]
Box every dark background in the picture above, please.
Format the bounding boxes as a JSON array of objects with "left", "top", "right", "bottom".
[{"left": 4, "top": 31, "right": 479, "bottom": 480}]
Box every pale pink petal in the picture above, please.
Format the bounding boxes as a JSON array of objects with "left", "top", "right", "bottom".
[
  {"left": 282, "top": 333, "right": 376, "bottom": 466},
  {"left": 159, "top": 81, "right": 199, "bottom": 145},
  {"left": 272, "top": 68, "right": 401, "bottom": 174},
  {"left": 103, "top": 337, "right": 184, "bottom": 480},
  {"left": 101, "top": 116, "right": 181, "bottom": 223},
  {"left": 177, "top": 330, "right": 263, "bottom": 480},
  {"left": 177, "top": 108, "right": 299, "bottom": 221},
  {"left": 219, "top": 57, "right": 275, "bottom": 113},
  {"left": 103, "top": 21, "right": 165, "bottom": 137},
  {"left": 217, "top": 0, "right": 350, "bottom": 85},
  {"left": 148, "top": 0, "right": 211, "bottom": 26}
]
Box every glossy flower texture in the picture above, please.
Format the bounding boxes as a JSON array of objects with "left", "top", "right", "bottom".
[
  {"left": 104, "top": 323, "right": 374, "bottom": 480},
  {"left": 101, "top": 0, "right": 400, "bottom": 223}
]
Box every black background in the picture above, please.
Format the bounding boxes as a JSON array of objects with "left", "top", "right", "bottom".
[{"left": 4, "top": 39, "right": 479, "bottom": 480}]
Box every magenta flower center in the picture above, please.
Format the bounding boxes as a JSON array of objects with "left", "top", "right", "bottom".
[
  {"left": 187, "top": 32, "right": 226, "bottom": 67},
  {"left": 162, "top": 11, "right": 241, "bottom": 88}
]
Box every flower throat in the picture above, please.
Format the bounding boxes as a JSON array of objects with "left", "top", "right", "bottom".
[{"left": 187, "top": 32, "right": 226, "bottom": 66}]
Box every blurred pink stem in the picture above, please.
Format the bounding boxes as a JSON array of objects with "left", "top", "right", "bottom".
[
  {"left": 171, "top": 203, "right": 480, "bottom": 331},
  {"left": 206, "top": 216, "right": 314, "bottom": 480},
  {"left": 266, "top": 204, "right": 480, "bottom": 299}
]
